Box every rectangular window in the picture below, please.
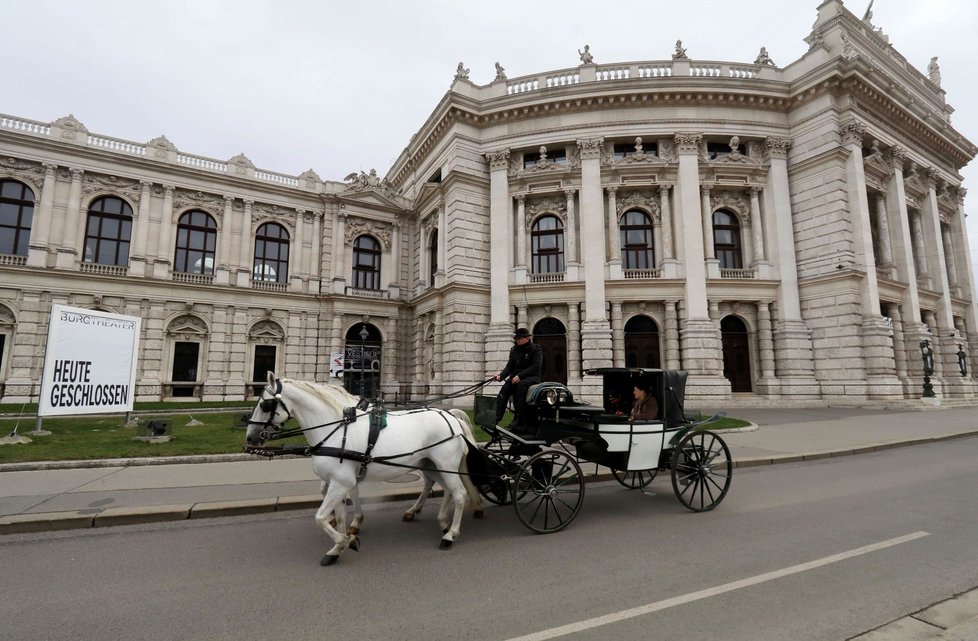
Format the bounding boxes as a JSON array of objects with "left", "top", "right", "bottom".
[
  {"left": 251, "top": 345, "right": 276, "bottom": 396},
  {"left": 171, "top": 342, "right": 199, "bottom": 397}
]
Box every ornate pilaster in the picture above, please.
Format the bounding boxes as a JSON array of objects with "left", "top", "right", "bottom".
[
  {"left": 701, "top": 184, "right": 716, "bottom": 263},
  {"left": 567, "top": 302, "right": 582, "bottom": 383},
  {"left": 564, "top": 188, "right": 578, "bottom": 268},
  {"left": 605, "top": 186, "right": 620, "bottom": 268},
  {"left": 610, "top": 302, "right": 624, "bottom": 366},
  {"left": 749, "top": 186, "right": 765, "bottom": 263},
  {"left": 27, "top": 163, "right": 57, "bottom": 267},
  {"left": 515, "top": 194, "right": 527, "bottom": 271},
  {"left": 485, "top": 148, "right": 515, "bottom": 371},
  {"left": 235, "top": 198, "right": 253, "bottom": 286},
  {"left": 659, "top": 185, "right": 674, "bottom": 263},
  {"left": 332, "top": 210, "right": 348, "bottom": 294},
  {"left": 56, "top": 168, "right": 83, "bottom": 269}
]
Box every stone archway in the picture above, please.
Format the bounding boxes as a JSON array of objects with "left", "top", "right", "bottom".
[
  {"left": 533, "top": 317, "right": 567, "bottom": 384},
  {"left": 721, "top": 316, "right": 752, "bottom": 392},
  {"left": 624, "top": 315, "right": 661, "bottom": 368},
  {"left": 344, "top": 323, "right": 382, "bottom": 397}
]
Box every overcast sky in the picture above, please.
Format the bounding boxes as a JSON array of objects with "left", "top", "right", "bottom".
[{"left": 3, "top": 0, "right": 977, "bottom": 285}]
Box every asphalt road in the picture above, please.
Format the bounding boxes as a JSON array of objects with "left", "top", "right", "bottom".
[{"left": 3, "top": 437, "right": 977, "bottom": 641}]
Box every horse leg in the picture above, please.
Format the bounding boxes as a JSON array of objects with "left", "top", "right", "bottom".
[
  {"left": 346, "top": 486, "right": 363, "bottom": 552},
  {"left": 402, "top": 473, "right": 435, "bottom": 522},
  {"left": 425, "top": 470, "right": 454, "bottom": 533},
  {"left": 315, "top": 483, "right": 355, "bottom": 566},
  {"left": 437, "top": 473, "right": 470, "bottom": 550}
]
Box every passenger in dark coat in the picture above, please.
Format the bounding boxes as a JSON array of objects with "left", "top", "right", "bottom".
[
  {"left": 492, "top": 328, "right": 543, "bottom": 431},
  {"left": 630, "top": 381, "right": 659, "bottom": 421}
]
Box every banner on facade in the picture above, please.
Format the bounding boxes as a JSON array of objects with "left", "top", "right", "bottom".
[
  {"left": 330, "top": 352, "right": 345, "bottom": 378},
  {"left": 38, "top": 304, "right": 141, "bottom": 416}
]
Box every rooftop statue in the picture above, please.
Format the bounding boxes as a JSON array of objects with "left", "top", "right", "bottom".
[
  {"left": 494, "top": 62, "right": 507, "bottom": 81},
  {"left": 578, "top": 44, "right": 593, "bottom": 64},
  {"left": 754, "top": 47, "right": 775, "bottom": 66},
  {"left": 454, "top": 62, "right": 470, "bottom": 81},
  {"left": 928, "top": 56, "right": 941, "bottom": 87},
  {"left": 672, "top": 39, "right": 688, "bottom": 60}
]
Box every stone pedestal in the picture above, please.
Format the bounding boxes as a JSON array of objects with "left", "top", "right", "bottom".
[
  {"left": 861, "top": 317, "right": 903, "bottom": 399},
  {"left": 579, "top": 320, "right": 612, "bottom": 404},
  {"left": 772, "top": 320, "right": 821, "bottom": 398},
  {"left": 679, "top": 319, "right": 730, "bottom": 402}
]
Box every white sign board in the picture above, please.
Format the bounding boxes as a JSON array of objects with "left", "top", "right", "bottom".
[
  {"left": 38, "top": 304, "right": 141, "bottom": 416},
  {"left": 330, "top": 352, "right": 344, "bottom": 378}
]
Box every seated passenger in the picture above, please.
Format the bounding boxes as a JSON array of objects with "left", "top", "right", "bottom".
[
  {"left": 606, "top": 390, "right": 629, "bottom": 416},
  {"left": 630, "top": 381, "right": 659, "bottom": 421}
]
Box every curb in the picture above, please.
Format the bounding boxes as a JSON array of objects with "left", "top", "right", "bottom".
[{"left": 2, "top": 429, "right": 978, "bottom": 536}]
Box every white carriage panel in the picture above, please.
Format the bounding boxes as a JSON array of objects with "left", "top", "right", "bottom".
[
  {"left": 597, "top": 422, "right": 632, "bottom": 452},
  {"left": 627, "top": 426, "right": 666, "bottom": 471}
]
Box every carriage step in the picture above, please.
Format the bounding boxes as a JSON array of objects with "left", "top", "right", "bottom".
[{"left": 496, "top": 426, "right": 546, "bottom": 445}]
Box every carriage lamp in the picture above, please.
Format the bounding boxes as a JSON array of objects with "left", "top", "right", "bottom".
[
  {"left": 958, "top": 344, "right": 968, "bottom": 377},
  {"left": 359, "top": 324, "right": 369, "bottom": 398},
  {"left": 919, "top": 339, "right": 936, "bottom": 398}
]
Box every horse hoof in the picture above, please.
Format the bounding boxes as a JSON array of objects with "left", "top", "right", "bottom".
[
  {"left": 439, "top": 539, "right": 454, "bottom": 550},
  {"left": 320, "top": 554, "right": 339, "bottom": 566},
  {"left": 402, "top": 513, "right": 415, "bottom": 522},
  {"left": 349, "top": 537, "right": 360, "bottom": 552},
  {"left": 473, "top": 509, "right": 485, "bottom": 519}
]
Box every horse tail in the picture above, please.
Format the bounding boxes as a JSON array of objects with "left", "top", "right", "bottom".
[{"left": 447, "top": 409, "right": 485, "bottom": 514}]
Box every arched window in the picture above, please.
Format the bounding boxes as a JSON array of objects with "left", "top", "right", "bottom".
[
  {"left": 352, "top": 235, "right": 381, "bottom": 290},
  {"left": 620, "top": 209, "right": 655, "bottom": 269},
  {"left": 428, "top": 228, "right": 438, "bottom": 285},
  {"left": 713, "top": 210, "right": 742, "bottom": 269},
  {"left": 174, "top": 210, "right": 217, "bottom": 275},
  {"left": 84, "top": 196, "right": 133, "bottom": 266},
  {"left": 0, "top": 179, "right": 35, "bottom": 256},
  {"left": 533, "top": 317, "right": 567, "bottom": 384},
  {"left": 531, "top": 215, "right": 564, "bottom": 274},
  {"left": 253, "top": 222, "right": 290, "bottom": 283}
]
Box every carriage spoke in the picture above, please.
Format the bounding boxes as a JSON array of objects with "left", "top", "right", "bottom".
[
  {"left": 514, "top": 451, "right": 584, "bottom": 534},
  {"left": 672, "top": 430, "right": 732, "bottom": 513}
]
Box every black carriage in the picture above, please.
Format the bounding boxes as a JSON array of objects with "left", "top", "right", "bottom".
[{"left": 472, "top": 368, "right": 732, "bottom": 533}]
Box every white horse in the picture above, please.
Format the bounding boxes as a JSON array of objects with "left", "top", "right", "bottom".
[{"left": 246, "top": 372, "right": 483, "bottom": 566}]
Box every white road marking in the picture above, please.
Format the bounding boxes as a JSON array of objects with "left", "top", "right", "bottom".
[{"left": 506, "top": 531, "right": 931, "bottom": 641}]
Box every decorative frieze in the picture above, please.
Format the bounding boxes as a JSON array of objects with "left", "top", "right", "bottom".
[
  {"left": 527, "top": 197, "right": 567, "bottom": 228},
  {"left": 172, "top": 188, "right": 225, "bottom": 217},
  {"left": 710, "top": 190, "right": 751, "bottom": 223},
  {"left": 615, "top": 191, "right": 660, "bottom": 220},
  {"left": 81, "top": 173, "right": 142, "bottom": 205},
  {"left": 0, "top": 156, "right": 44, "bottom": 192},
  {"left": 345, "top": 216, "right": 392, "bottom": 249}
]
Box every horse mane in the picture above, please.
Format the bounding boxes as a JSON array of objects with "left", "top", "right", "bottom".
[{"left": 282, "top": 378, "right": 359, "bottom": 417}]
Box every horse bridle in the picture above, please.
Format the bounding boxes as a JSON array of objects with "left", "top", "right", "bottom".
[{"left": 247, "top": 378, "right": 293, "bottom": 442}]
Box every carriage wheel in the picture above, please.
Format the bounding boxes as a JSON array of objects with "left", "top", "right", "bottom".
[
  {"left": 513, "top": 450, "right": 584, "bottom": 534},
  {"left": 670, "top": 430, "right": 732, "bottom": 512},
  {"left": 611, "top": 468, "right": 658, "bottom": 489}
]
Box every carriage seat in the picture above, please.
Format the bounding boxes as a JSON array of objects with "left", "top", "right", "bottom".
[{"left": 525, "top": 382, "right": 573, "bottom": 405}]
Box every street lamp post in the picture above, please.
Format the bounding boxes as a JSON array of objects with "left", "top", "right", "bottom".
[
  {"left": 919, "top": 339, "right": 936, "bottom": 398},
  {"left": 359, "top": 324, "right": 369, "bottom": 398}
]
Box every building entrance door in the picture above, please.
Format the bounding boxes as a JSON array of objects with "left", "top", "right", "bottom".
[
  {"left": 532, "top": 318, "right": 567, "bottom": 384},
  {"left": 721, "top": 316, "right": 752, "bottom": 392}
]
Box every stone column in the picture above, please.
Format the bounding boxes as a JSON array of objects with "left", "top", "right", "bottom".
[
  {"left": 924, "top": 310, "right": 945, "bottom": 381},
  {"left": 485, "top": 150, "right": 515, "bottom": 374},
  {"left": 910, "top": 212, "right": 928, "bottom": 282},
  {"left": 874, "top": 193, "right": 894, "bottom": 269},
  {"left": 564, "top": 188, "right": 578, "bottom": 270},
  {"left": 56, "top": 168, "right": 83, "bottom": 269},
  {"left": 129, "top": 180, "right": 152, "bottom": 277},
  {"left": 674, "top": 133, "right": 725, "bottom": 397},
  {"left": 291, "top": 210, "right": 306, "bottom": 291},
  {"left": 433, "top": 308, "right": 444, "bottom": 390},
  {"left": 749, "top": 186, "right": 765, "bottom": 262},
  {"left": 701, "top": 184, "right": 715, "bottom": 260},
  {"left": 436, "top": 204, "right": 447, "bottom": 286},
  {"left": 567, "top": 302, "right": 582, "bottom": 383},
  {"left": 757, "top": 301, "right": 776, "bottom": 381},
  {"left": 516, "top": 304, "right": 528, "bottom": 330},
  {"left": 310, "top": 212, "right": 322, "bottom": 285},
  {"left": 513, "top": 194, "right": 528, "bottom": 285},
  {"left": 885, "top": 146, "right": 929, "bottom": 378},
  {"left": 414, "top": 314, "right": 424, "bottom": 393},
  {"left": 151, "top": 185, "right": 174, "bottom": 277},
  {"left": 888, "top": 303, "right": 910, "bottom": 390},
  {"left": 664, "top": 299, "right": 681, "bottom": 370},
  {"left": 659, "top": 185, "right": 677, "bottom": 277},
  {"left": 27, "top": 164, "right": 57, "bottom": 267},
  {"left": 921, "top": 171, "right": 958, "bottom": 385},
  {"left": 606, "top": 186, "right": 622, "bottom": 279},
  {"left": 577, "top": 138, "right": 612, "bottom": 401},
  {"left": 941, "top": 224, "right": 958, "bottom": 292},
  {"left": 389, "top": 216, "right": 401, "bottom": 294},
  {"left": 215, "top": 195, "right": 232, "bottom": 284},
  {"left": 951, "top": 189, "right": 978, "bottom": 376},
  {"left": 764, "top": 136, "right": 819, "bottom": 396},
  {"left": 235, "top": 199, "right": 253, "bottom": 286},
  {"left": 610, "top": 302, "right": 624, "bottom": 366},
  {"left": 332, "top": 210, "right": 347, "bottom": 294}
]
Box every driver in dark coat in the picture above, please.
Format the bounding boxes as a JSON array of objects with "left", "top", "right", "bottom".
[{"left": 492, "top": 328, "right": 543, "bottom": 433}]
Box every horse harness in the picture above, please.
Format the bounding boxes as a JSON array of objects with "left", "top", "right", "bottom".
[{"left": 249, "top": 380, "right": 464, "bottom": 479}]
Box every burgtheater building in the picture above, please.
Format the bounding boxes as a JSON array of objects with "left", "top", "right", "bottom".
[{"left": 1, "top": 0, "right": 976, "bottom": 406}]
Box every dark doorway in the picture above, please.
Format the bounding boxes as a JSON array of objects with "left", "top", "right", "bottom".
[
  {"left": 624, "top": 315, "right": 661, "bottom": 368},
  {"left": 344, "top": 323, "right": 382, "bottom": 398},
  {"left": 252, "top": 345, "right": 277, "bottom": 396},
  {"left": 171, "top": 341, "right": 200, "bottom": 397},
  {"left": 721, "top": 316, "right": 752, "bottom": 392},
  {"left": 533, "top": 318, "right": 567, "bottom": 384}
]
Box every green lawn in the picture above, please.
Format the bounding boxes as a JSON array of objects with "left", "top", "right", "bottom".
[{"left": 0, "top": 409, "right": 749, "bottom": 465}]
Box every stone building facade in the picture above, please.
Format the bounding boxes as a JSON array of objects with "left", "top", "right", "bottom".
[{"left": 0, "top": 0, "right": 976, "bottom": 406}]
